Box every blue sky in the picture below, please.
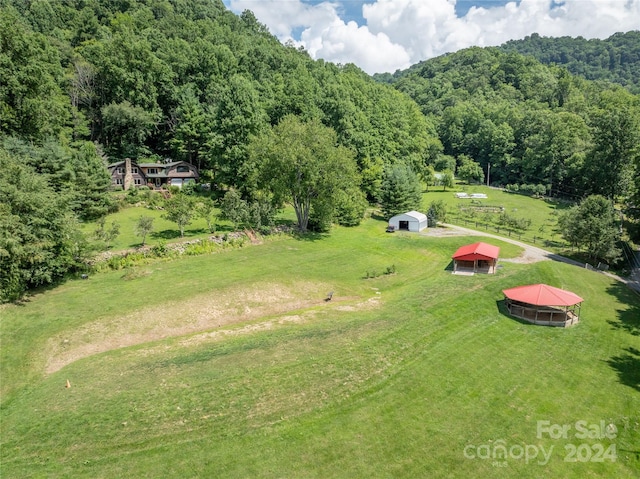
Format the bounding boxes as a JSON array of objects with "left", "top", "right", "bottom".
[
  {"left": 223, "top": 0, "right": 640, "bottom": 74},
  {"left": 323, "top": 0, "right": 515, "bottom": 21}
]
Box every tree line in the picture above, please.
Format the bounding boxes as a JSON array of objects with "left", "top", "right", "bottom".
[
  {"left": 0, "top": 0, "right": 439, "bottom": 192},
  {"left": 499, "top": 31, "right": 640, "bottom": 94}
]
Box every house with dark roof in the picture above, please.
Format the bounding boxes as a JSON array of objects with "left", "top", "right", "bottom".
[{"left": 108, "top": 158, "right": 199, "bottom": 189}]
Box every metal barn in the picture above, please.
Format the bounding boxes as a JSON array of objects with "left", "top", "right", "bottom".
[{"left": 388, "top": 211, "right": 429, "bottom": 232}]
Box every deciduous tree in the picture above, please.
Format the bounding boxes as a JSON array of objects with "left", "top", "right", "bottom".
[
  {"left": 440, "top": 169, "right": 455, "bottom": 191},
  {"left": 135, "top": 215, "right": 154, "bottom": 246},
  {"left": 456, "top": 155, "right": 485, "bottom": 184},
  {"left": 559, "top": 195, "right": 620, "bottom": 263},
  {"left": 427, "top": 200, "right": 447, "bottom": 226},
  {"left": 195, "top": 198, "right": 217, "bottom": 234},
  {"left": 251, "top": 115, "right": 360, "bottom": 232},
  {"left": 163, "top": 194, "right": 195, "bottom": 237}
]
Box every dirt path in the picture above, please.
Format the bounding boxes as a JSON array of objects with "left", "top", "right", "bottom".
[{"left": 43, "top": 282, "right": 380, "bottom": 375}]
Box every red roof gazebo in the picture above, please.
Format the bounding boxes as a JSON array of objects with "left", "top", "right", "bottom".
[
  {"left": 502, "top": 284, "right": 583, "bottom": 327},
  {"left": 452, "top": 242, "right": 500, "bottom": 274}
]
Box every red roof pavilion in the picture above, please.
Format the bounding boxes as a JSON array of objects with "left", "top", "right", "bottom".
[
  {"left": 502, "top": 284, "right": 583, "bottom": 327},
  {"left": 452, "top": 242, "right": 500, "bottom": 274},
  {"left": 502, "top": 284, "right": 583, "bottom": 306}
]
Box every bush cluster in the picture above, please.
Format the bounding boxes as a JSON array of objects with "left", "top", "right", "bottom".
[
  {"left": 364, "top": 264, "right": 396, "bottom": 279},
  {"left": 505, "top": 184, "right": 547, "bottom": 197},
  {"left": 92, "top": 234, "right": 249, "bottom": 273}
]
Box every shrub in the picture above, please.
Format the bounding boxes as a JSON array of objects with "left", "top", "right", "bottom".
[{"left": 152, "top": 241, "right": 169, "bottom": 257}]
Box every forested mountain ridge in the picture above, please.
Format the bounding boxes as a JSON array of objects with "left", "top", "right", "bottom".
[
  {"left": 376, "top": 46, "right": 640, "bottom": 207},
  {"left": 0, "top": 0, "right": 439, "bottom": 190},
  {"left": 498, "top": 31, "right": 640, "bottom": 94}
]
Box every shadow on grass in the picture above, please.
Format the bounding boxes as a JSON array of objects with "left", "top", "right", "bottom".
[
  {"left": 151, "top": 229, "right": 182, "bottom": 240},
  {"left": 150, "top": 227, "right": 224, "bottom": 241},
  {"left": 495, "top": 299, "right": 539, "bottom": 327},
  {"left": 443, "top": 260, "right": 454, "bottom": 272},
  {"left": 606, "top": 347, "right": 640, "bottom": 392},
  {"left": 370, "top": 212, "right": 387, "bottom": 222},
  {"left": 290, "top": 230, "right": 328, "bottom": 242},
  {"left": 12, "top": 268, "right": 93, "bottom": 306},
  {"left": 604, "top": 282, "right": 640, "bottom": 391},
  {"left": 606, "top": 282, "right": 640, "bottom": 336},
  {"left": 274, "top": 218, "right": 297, "bottom": 227}
]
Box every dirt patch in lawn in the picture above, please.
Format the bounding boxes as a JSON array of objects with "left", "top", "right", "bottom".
[{"left": 44, "top": 282, "right": 371, "bottom": 374}]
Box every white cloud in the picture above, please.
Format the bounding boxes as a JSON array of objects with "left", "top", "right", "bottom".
[
  {"left": 226, "top": 0, "right": 640, "bottom": 74},
  {"left": 300, "top": 18, "right": 412, "bottom": 73}
]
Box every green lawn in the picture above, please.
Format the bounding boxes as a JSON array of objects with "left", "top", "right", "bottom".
[
  {"left": 80, "top": 200, "right": 300, "bottom": 251},
  {"left": 1, "top": 218, "right": 638, "bottom": 478},
  {"left": 80, "top": 205, "right": 228, "bottom": 251},
  {"left": 422, "top": 185, "right": 570, "bottom": 249},
  {"left": 85, "top": 185, "right": 566, "bottom": 253}
]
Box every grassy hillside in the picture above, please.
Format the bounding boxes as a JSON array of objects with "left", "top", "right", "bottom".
[
  {"left": 421, "top": 185, "right": 569, "bottom": 247},
  {"left": 1, "top": 218, "right": 638, "bottom": 478},
  {"left": 85, "top": 184, "right": 565, "bottom": 253}
]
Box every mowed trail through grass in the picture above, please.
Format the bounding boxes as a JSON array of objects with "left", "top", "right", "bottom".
[{"left": 1, "top": 219, "right": 639, "bottom": 478}]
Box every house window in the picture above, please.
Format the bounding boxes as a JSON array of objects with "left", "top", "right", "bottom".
[
  {"left": 147, "top": 168, "right": 158, "bottom": 174},
  {"left": 115, "top": 179, "right": 123, "bottom": 185},
  {"left": 132, "top": 167, "right": 138, "bottom": 174},
  {"left": 176, "top": 166, "right": 190, "bottom": 173},
  {"left": 117, "top": 167, "right": 124, "bottom": 174},
  {"left": 134, "top": 178, "right": 143, "bottom": 185}
]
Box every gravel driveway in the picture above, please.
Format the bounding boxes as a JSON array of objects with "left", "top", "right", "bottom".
[{"left": 422, "top": 223, "right": 640, "bottom": 294}]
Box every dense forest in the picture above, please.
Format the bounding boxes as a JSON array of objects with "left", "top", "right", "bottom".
[
  {"left": 0, "top": 0, "right": 438, "bottom": 191},
  {"left": 1, "top": 0, "right": 640, "bottom": 300},
  {"left": 377, "top": 46, "right": 640, "bottom": 206},
  {"left": 499, "top": 31, "right": 640, "bottom": 94}
]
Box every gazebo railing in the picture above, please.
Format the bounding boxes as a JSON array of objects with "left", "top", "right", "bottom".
[{"left": 505, "top": 300, "right": 580, "bottom": 327}]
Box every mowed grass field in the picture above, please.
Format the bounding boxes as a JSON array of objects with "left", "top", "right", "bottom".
[
  {"left": 81, "top": 184, "right": 564, "bottom": 252},
  {"left": 422, "top": 185, "right": 569, "bottom": 247},
  {"left": 1, "top": 218, "right": 639, "bottom": 478}
]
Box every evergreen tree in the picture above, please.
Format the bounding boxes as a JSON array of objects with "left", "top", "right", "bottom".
[
  {"left": 0, "top": 151, "right": 86, "bottom": 302},
  {"left": 378, "top": 164, "right": 423, "bottom": 219}
]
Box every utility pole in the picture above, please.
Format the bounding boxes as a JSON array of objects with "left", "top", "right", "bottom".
[{"left": 486, "top": 162, "right": 490, "bottom": 187}]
